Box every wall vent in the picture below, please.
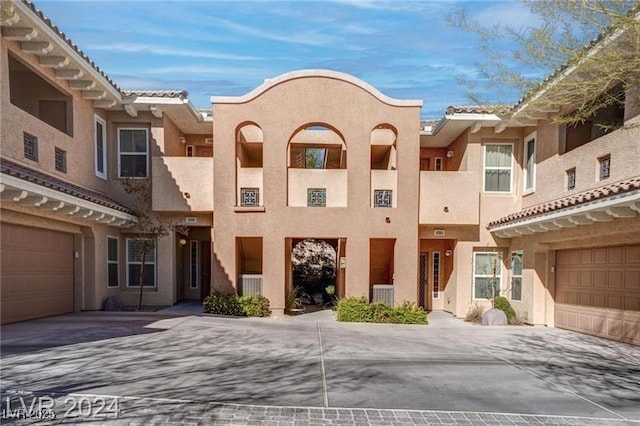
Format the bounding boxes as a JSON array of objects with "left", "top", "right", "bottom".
[
  {"left": 204, "top": 137, "right": 213, "bottom": 144},
  {"left": 434, "top": 229, "right": 446, "bottom": 237},
  {"left": 372, "top": 284, "right": 394, "bottom": 305},
  {"left": 239, "top": 274, "right": 263, "bottom": 296},
  {"left": 185, "top": 216, "right": 197, "bottom": 224}
]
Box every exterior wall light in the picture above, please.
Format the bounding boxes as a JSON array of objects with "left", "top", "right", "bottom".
[
  {"left": 445, "top": 249, "right": 452, "bottom": 257},
  {"left": 446, "top": 150, "right": 454, "bottom": 158}
]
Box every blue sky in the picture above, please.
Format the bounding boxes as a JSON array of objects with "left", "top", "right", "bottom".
[{"left": 37, "top": 0, "right": 541, "bottom": 118}]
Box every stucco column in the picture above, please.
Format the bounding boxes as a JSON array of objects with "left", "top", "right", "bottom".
[
  {"left": 345, "top": 235, "right": 369, "bottom": 298},
  {"left": 394, "top": 235, "right": 419, "bottom": 305},
  {"left": 263, "top": 235, "right": 285, "bottom": 314}
]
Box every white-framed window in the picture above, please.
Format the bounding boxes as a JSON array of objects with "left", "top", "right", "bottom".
[
  {"left": 186, "top": 145, "right": 194, "bottom": 157},
  {"left": 483, "top": 144, "right": 513, "bottom": 193},
  {"left": 190, "top": 241, "right": 199, "bottom": 289},
  {"left": 434, "top": 157, "right": 443, "bottom": 171},
  {"left": 107, "top": 236, "right": 119, "bottom": 288},
  {"left": 473, "top": 252, "right": 502, "bottom": 299},
  {"left": 95, "top": 115, "right": 107, "bottom": 179},
  {"left": 373, "top": 189, "right": 392, "bottom": 208},
  {"left": 126, "top": 238, "right": 156, "bottom": 287},
  {"left": 511, "top": 251, "right": 522, "bottom": 301},
  {"left": 118, "top": 128, "right": 149, "bottom": 178},
  {"left": 307, "top": 188, "right": 326, "bottom": 207},
  {"left": 432, "top": 251, "right": 441, "bottom": 299},
  {"left": 523, "top": 132, "right": 536, "bottom": 193}
]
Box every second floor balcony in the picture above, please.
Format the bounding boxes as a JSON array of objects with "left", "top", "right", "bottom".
[
  {"left": 152, "top": 157, "right": 213, "bottom": 212},
  {"left": 419, "top": 171, "right": 480, "bottom": 225}
]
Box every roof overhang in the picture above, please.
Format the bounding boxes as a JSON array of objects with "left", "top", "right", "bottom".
[
  {"left": 0, "top": 174, "right": 137, "bottom": 228},
  {"left": 122, "top": 96, "right": 213, "bottom": 134},
  {"left": 2, "top": 0, "right": 123, "bottom": 108},
  {"left": 420, "top": 113, "right": 526, "bottom": 147},
  {"left": 489, "top": 190, "right": 640, "bottom": 239}
]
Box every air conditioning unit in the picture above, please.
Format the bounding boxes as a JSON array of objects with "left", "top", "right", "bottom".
[
  {"left": 204, "top": 137, "right": 213, "bottom": 144},
  {"left": 372, "top": 284, "right": 394, "bottom": 305},
  {"left": 239, "top": 274, "right": 263, "bottom": 296}
]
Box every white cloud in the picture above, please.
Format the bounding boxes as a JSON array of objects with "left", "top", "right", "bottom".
[
  {"left": 85, "top": 43, "right": 261, "bottom": 61},
  {"left": 471, "top": 3, "right": 542, "bottom": 30}
]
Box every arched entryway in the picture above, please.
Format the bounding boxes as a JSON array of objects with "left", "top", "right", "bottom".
[{"left": 288, "top": 238, "right": 339, "bottom": 314}]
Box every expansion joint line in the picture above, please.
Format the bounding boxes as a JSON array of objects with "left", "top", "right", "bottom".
[{"left": 316, "top": 323, "right": 329, "bottom": 408}]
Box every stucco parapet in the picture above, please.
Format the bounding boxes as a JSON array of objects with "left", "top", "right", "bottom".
[{"left": 211, "top": 69, "right": 423, "bottom": 107}]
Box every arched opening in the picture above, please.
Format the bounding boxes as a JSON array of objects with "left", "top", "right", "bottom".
[
  {"left": 370, "top": 124, "right": 397, "bottom": 208},
  {"left": 289, "top": 238, "right": 338, "bottom": 313},
  {"left": 287, "top": 124, "right": 347, "bottom": 207},
  {"left": 235, "top": 122, "right": 263, "bottom": 207}
]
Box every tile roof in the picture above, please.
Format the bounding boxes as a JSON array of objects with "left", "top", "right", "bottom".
[
  {"left": 446, "top": 105, "right": 512, "bottom": 115},
  {"left": 420, "top": 119, "right": 440, "bottom": 129},
  {"left": 21, "top": 0, "right": 121, "bottom": 93},
  {"left": 487, "top": 177, "right": 640, "bottom": 229},
  {"left": 121, "top": 90, "right": 189, "bottom": 99},
  {"left": 1, "top": 157, "right": 134, "bottom": 214}
]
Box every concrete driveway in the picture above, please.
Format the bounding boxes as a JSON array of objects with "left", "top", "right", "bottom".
[{"left": 1, "top": 310, "right": 639, "bottom": 425}]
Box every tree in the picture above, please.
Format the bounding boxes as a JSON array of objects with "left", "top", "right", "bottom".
[
  {"left": 292, "top": 239, "right": 336, "bottom": 297},
  {"left": 122, "top": 179, "right": 188, "bottom": 310},
  {"left": 448, "top": 0, "right": 640, "bottom": 127}
]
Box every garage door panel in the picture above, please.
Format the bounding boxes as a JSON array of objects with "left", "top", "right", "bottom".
[
  {"left": 556, "top": 244, "right": 640, "bottom": 345},
  {"left": 1, "top": 223, "right": 74, "bottom": 324}
]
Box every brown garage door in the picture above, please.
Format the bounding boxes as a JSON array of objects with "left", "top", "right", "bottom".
[
  {"left": 555, "top": 245, "right": 640, "bottom": 345},
  {"left": 1, "top": 223, "right": 74, "bottom": 324}
]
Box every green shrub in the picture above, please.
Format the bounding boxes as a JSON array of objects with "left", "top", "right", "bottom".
[
  {"left": 336, "top": 297, "right": 373, "bottom": 322},
  {"left": 336, "top": 297, "right": 427, "bottom": 325},
  {"left": 239, "top": 294, "right": 271, "bottom": 317},
  {"left": 203, "top": 292, "right": 271, "bottom": 317},
  {"left": 494, "top": 296, "right": 516, "bottom": 324}
]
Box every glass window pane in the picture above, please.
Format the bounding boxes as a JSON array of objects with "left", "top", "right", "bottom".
[
  {"left": 512, "top": 253, "right": 522, "bottom": 275},
  {"left": 128, "top": 264, "right": 155, "bottom": 287},
  {"left": 133, "top": 130, "right": 147, "bottom": 152},
  {"left": 108, "top": 238, "right": 118, "bottom": 261},
  {"left": 475, "top": 253, "right": 499, "bottom": 275},
  {"left": 475, "top": 277, "right": 501, "bottom": 299},
  {"left": 512, "top": 277, "right": 522, "bottom": 300},
  {"left": 128, "top": 239, "right": 155, "bottom": 262},
  {"left": 119, "top": 130, "right": 134, "bottom": 152},
  {"left": 305, "top": 148, "right": 326, "bottom": 169},
  {"left": 108, "top": 263, "right": 118, "bottom": 287},
  {"left": 120, "top": 155, "right": 147, "bottom": 177},
  {"left": 485, "top": 145, "right": 512, "bottom": 167},
  {"left": 485, "top": 169, "right": 511, "bottom": 192}
]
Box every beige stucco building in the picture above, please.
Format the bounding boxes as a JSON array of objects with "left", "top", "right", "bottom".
[{"left": 1, "top": 0, "right": 638, "bottom": 345}]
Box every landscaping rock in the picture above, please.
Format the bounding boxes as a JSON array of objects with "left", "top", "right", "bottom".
[
  {"left": 482, "top": 308, "right": 507, "bottom": 326},
  {"left": 103, "top": 295, "right": 124, "bottom": 311}
]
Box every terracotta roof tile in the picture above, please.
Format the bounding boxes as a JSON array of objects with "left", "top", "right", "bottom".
[
  {"left": 445, "top": 104, "right": 512, "bottom": 115},
  {"left": 1, "top": 157, "right": 133, "bottom": 214},
  {"left": 121, "top": 90, "right": 188, "bottom": 99},
  {"left": 487, "top": 177, "right": 640, "bottom": 229}
]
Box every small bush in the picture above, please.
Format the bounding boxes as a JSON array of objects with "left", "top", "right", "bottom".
[
  {"left": 465, "top": 302, "right": 485, "bottom": 323},
  {"left": 203, "top": 292, "right": 271, "bottom": 317},
  {"left": 494, "top": 296, "right": 516, "bottom": 324},
  {"left": 239, "top": 294, "right": 271, "bottom": 317},
  {"left": 336, "top": 297, "right": 427, "bottom": 325}
]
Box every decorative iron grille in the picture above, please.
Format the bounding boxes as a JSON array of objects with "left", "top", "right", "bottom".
[
  {"left": 374, "top": 190, "right": 392, "bottom": 208},
  {"left": 240, "top": 188, "right": 259, "bottom": 206},
  {"left": 307, "top": 188, "right": 326, "bottom": 207}
]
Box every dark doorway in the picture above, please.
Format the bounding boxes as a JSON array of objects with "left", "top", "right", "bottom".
[{"left": 290, "top": 238, "right": 337, "bottom": 312}]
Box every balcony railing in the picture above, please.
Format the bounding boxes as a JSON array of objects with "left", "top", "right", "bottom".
[
  {"left": 419, "top": 171, "right": 480, "bottom": 225},
  {"left": 151, "top": 157, "right": 213, "bottom": 211}
]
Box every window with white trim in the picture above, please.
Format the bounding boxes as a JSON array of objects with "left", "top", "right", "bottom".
[
  {"left": 432, "top": 252, "right": 440, "bottom": 299},
  {"left": 118, "top": 128, "right": 148, "bottom": 178},
  {"left": 511, "top": 252, "right": 522, "bottom": 301},
  {"left": 473, "top": 252, "right": 502, "bottom": 299},
  {"left": 523, "top": 132, "right": 536, "bottom": 192},
  {"left": 434, "top": 157, "right": 443, "bottom": 171},
  {"left": 483, "top": 144, "right": 513, "bottom": 192},
  {"left": 107, "top": 236, "right": 119, "bottom": 288},
  {"left": 126, "top": 238, "right": 156, "bottom": 287},
  {"left": 190, "top": 241, "right": 199, "bottom": 289},
  {"left": 95, "top": 115, "right": 107, "bottom": 179}
]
